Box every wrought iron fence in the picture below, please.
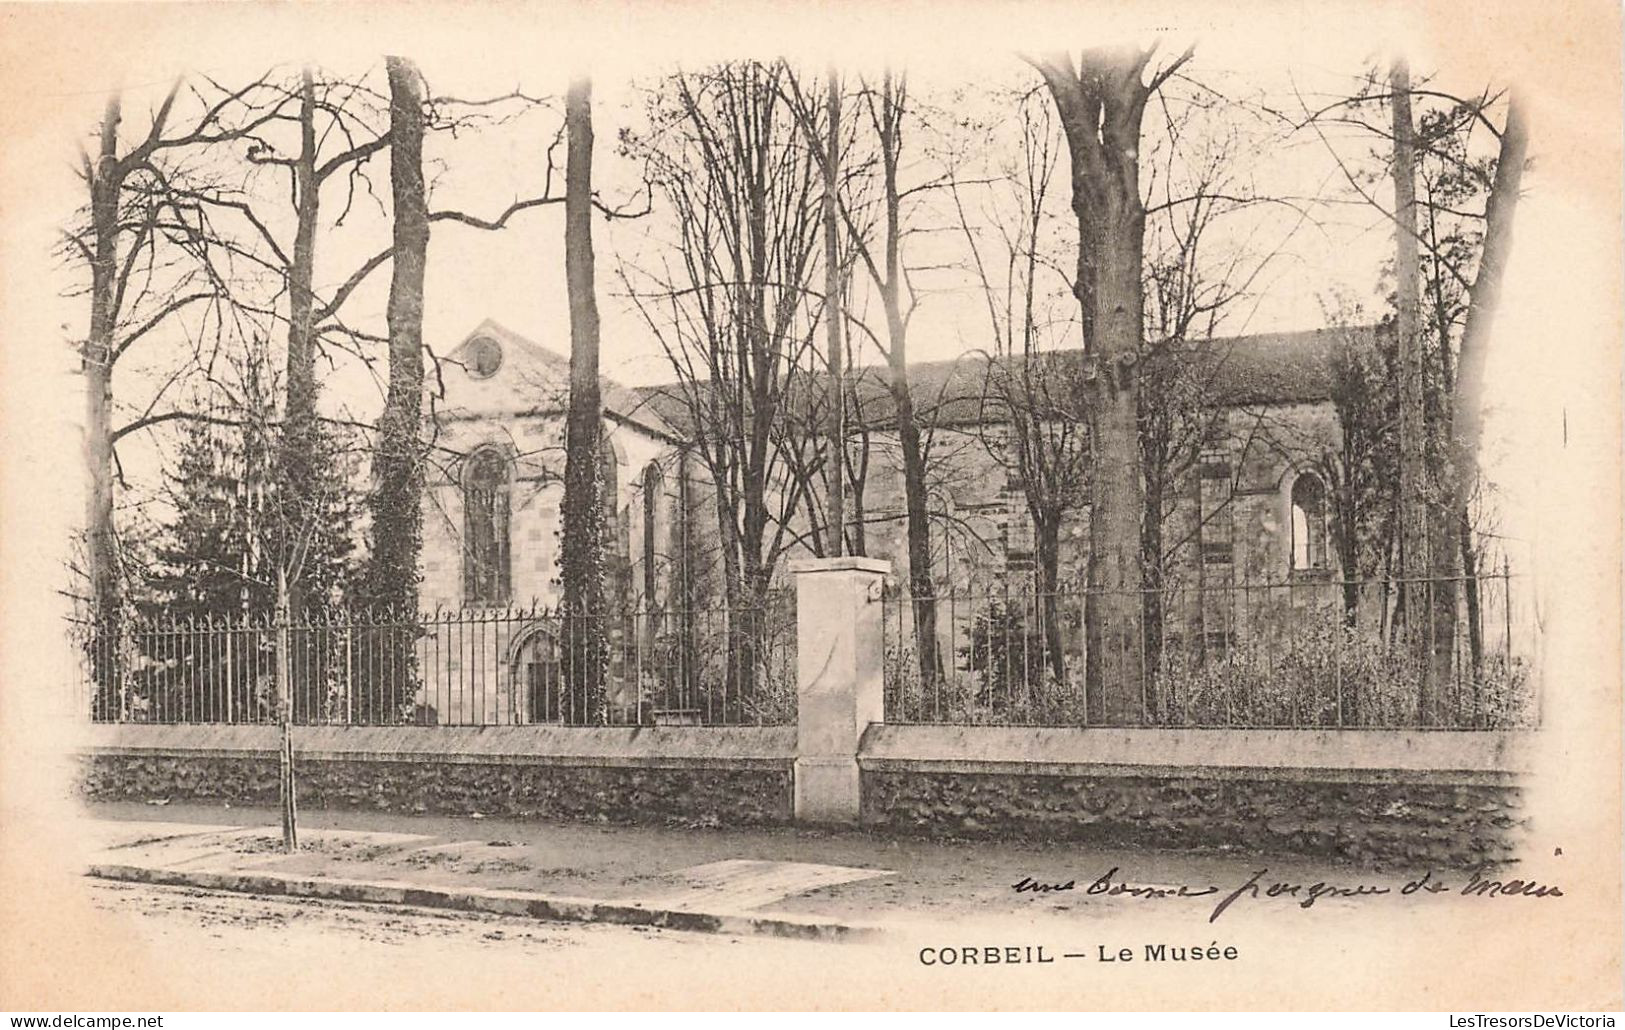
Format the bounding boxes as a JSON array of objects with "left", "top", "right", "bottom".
[
  {"left": 883, "top": 568, "right": 1535, "bottom": 729},
  {"left": 68, "top": 598, "right": 797, "bottom": 728}
]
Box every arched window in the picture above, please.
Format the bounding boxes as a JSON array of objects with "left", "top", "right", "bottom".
[
  {"left": 462, "top": 447, "right": 511, "bottom": 606},
  {"left": 641, "top": 461, "right": 664, "bottom": 604},
  {"left": 600, "top": 437, "right": 629, "bottom": 597},
  {"left": 1290, "top": 471, "right": 1328, "bottom": 572}
]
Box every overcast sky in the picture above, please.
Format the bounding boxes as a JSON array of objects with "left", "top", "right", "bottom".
[
  {"left": 9, "top": 11, "right": 1601, "bottom": 623},
  {"left": 70, "top": 50, "right": 1420, "bottom": 473}
]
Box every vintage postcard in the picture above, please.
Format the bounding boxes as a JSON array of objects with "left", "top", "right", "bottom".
[{"left": 0, "top": 0, "right": 1619, "bottom": 1013}]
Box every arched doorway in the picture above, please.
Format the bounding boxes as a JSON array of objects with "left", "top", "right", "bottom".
[{"left": 510, "top": 621, "right": 562, "bottom": 724}]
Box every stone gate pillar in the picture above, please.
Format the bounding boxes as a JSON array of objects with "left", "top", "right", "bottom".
[{"left": 789, "top": 556, "right": 891, "bottom": 823}]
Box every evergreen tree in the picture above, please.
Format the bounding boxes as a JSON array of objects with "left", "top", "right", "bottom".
[
  {"left": 138, "top": 406, "right": 273, "bottom": 721},
  {"left": 138, "top": 347, "right": 362, "bottom": 722},
  {"left": 147, "top": 413, "right": 271, "bottom": 620}
]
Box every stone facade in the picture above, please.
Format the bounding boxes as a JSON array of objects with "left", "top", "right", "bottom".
[
  {"left": 421, "top": 319, "right": 679, "bottom": 615},
  {"left": 428, "top": 322, "right": 1359, "bottom": 600},
  {"left": 418, "top": 321, "right": 1364, "bottom": 722},
  {"left": 413, "top": 321, "right": 681, "bottom": 723}
]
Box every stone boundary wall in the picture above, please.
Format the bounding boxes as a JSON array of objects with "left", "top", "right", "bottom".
[
  {"left": 858, "top": 724, "right": 1532, "bottom": 782},
  {"left": 80, "top": 721, "right": 1535, "bottom": 865},
  {"left": 857, "top": 725, "right": 1533, "bottom": 867},
  {"left": 82, "top": 724, "right": 796, "bottom": 826}
]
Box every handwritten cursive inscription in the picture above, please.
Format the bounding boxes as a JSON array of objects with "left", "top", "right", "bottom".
[{"left": 1010, "top": 866, "right": 1565, "bottom": 922}]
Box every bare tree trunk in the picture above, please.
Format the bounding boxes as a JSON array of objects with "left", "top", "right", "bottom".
[
  {"left": 1326, "top": 452, "right": 1363, "bottom": 725},
  {"left": 1389, "top": 60, "right": 1436, "bottom": 722},
  {"left": 1428, "top": 307, "right": 1463, "bottom": 704},
  {"left": 366, "top": 56, "right": 429, "bottom": 720},
  {"left": 560, "top": 77, "right": 607, "bottom": 725},
  {"left": 847, "top": 405, "right": 871, "bottom": 557},
  {"left": 277, "top": 68, "right": 321, "bottom": 622},
  {"left": 285, "top": 68, "right": 320, "bottom": 466},
  {"left": 714, "top": 483, "right": 746, "bottom": 716},
  {"left": 1034, "top": 513, "right": 1066, "bottom": 683},
  {"left": 1139, "top": 471, "right": 1165, "bottom": 717},
  {"left": 275, "top": 567, "right": 298, "bottom": 852},
  {"left": 1452, "top": 93, "right": 1528, "bottom": 674},
  {"left": 675, "top": 451, "right": 700, "bottom": 707},
  {"left": 1035, "top": 49, "right": 1160, "bottom": 725},
  {"left": 740, "top": 550, "right": 770, "bottom": 724},
  {"left": 84, "top": 95, "right": 123, "bottom": 717},
  {"left": 875, "top": 74, "right": 941, "bottom": 693},
  {"left": 1452, "top": 94, "right": 1527, "bottom": 521},
  {"left": 1335, "top": 480, "right": 1361, "bottom": 627},
  {"left": 1461, "top": 524, "right": 1484, "bottom": 670},
  {"left": 822, "top": 68, "right": 845, "bottom": 558},
  {"left": 893, "top": 382, "right": 941, "bottom": 690},
  {"left": 1085, "top": 320, "right": 1147, "bottom": 725}
]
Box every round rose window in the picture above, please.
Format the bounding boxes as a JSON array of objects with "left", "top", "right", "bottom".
[{"left": 466, "top": 335, "right": 503, "bottom": 378}]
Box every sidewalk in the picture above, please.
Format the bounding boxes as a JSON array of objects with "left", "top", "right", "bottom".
[{"left": 80, "top": 800, "right": 1456, "bottom": 938}]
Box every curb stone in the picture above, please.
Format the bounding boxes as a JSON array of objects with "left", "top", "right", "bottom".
[{"left": 86, "top": 862, "right": 880, "bottom": 942}]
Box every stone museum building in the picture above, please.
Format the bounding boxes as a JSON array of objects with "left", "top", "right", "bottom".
[{"left": 412, "top": 318, "right": 1363, "bottom": 725}]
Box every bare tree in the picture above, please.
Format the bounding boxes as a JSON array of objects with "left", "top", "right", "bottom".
[
  {"left": 1388, "top": 59, "right": 1438, "bottom": 719},
  {"left": 1446, "top": 92, "right": 1528, "bottom": 670},
  {"left": 785, "top": 67, "right": 946, "bottom": 691},
  {"left": 821, "top": 67, "right": 847, "bottom": 558},
  {"left": 851, "top": 72, "right": 944, "bottom": 690},
  {"left": 560, "top": 76, "right": 608, "bottom": 724},
  {"left": 952, "top": 89, "right": 1089, "bottom": 685},
  {"left": 1412, "top": 87, "right": 1531, "bottom": 678},
  {"left": 70, "top": 62, "right": 641, "bottom": 731},
  {"left": 365, "top": 57, "right": 430, "bottom": 624},
  {"left": 1030, "top": 44, "right": 1192, "bottom": 723},
  {"left": 766, "top": 336, "right": 874, "bottom": 561},
  {"left": 1290, "top": 62, "right": 1530, "bottom": 712},
  {"left": 122, "top": 66, "right": 576, "bottom": 723},
  {"left": 621, "top": 61, "right": 825, "bottom": 716},
  {"left": 1135, "top": 76, "right": 1305, "bottom": 701},
  {"left": 66, "top": 74, "right": 292, "bottom": 715},
  {"left": 159, "top": 65, "right": 393, "bottom": 627},
  {"left": 160, "top": 65, "right": 587, "bottom": 578}
]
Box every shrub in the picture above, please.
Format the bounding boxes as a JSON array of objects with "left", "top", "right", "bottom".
[
  {"left": 881, "top": 603, "right": 1089, "bottom": 725},
  {"left": 960, "top": 602, "right": 1049, "bottom": 702},
  {"left": 1152, "top": 607, "right": 1535, "bottom": 728}
]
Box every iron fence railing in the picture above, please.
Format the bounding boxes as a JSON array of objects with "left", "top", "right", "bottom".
[
  {"left": 68, "top": 599, "right": 797, "bottom": 728},
  {"left": 882, "top": 569, "right": 1534, "bottom": 730},
  {"left": 72, "top": 570, "right": 1535, "bottom": 732}
]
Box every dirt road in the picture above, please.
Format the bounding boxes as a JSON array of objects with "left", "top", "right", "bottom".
[{"left": 77, "top": 879, "right": 851, "bottom": 1009}]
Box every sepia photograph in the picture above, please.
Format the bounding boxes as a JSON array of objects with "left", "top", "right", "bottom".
[{"left": 0, "top": 0, "right": 1619, "bottom": 1015}]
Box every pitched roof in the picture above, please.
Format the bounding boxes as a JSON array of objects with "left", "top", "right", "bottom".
[
  {"left": 632, "top": 325, "right": 1375, "bottom": 437},
  {"left": 449, "top": 320, "right": 679, "bottom": 441}
]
